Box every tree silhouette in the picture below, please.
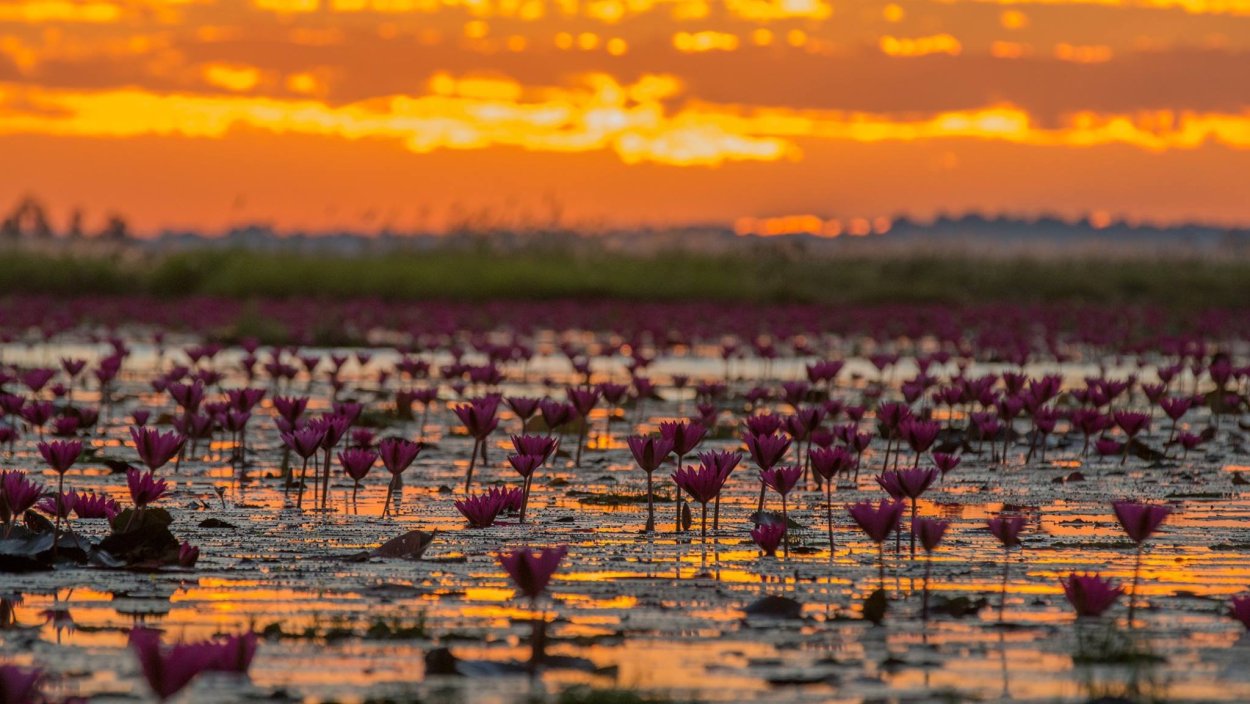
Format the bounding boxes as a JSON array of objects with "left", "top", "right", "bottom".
[{"left": 1, "top": 196, "right": 54, "bottom": 239}]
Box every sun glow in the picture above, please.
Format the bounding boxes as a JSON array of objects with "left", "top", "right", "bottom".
[
  {"left": 4, "top": 78, "right": 1250, "bottom": 169},
  {"left": 4, "top": 0, "right": 1250, "bottom": 228}
]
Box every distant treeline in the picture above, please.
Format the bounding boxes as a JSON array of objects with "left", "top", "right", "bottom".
[{"left": 0, "top": 245, "right": 1248, "bottom": 308}]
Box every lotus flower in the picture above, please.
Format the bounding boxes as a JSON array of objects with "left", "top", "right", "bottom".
[
  {"left": 746, "top": 431, "right": 792, "bottom": 516},
  {"left": 848, "top": 499, "right": 904, "bottom": 589},
  {"left": 988, "top": 514, "right": 1025, "bottom": 548},
  {"left": 848, "top": 499, "right": 904, "bottom": 544},
  {"left": 127, "top": 468, "right": 168, "bottom": 509},
  {"left": 745, "top": 413, "right": 783, "bottom": 437},
  {"left": 989, "top": 513, "right": 1026, "bottom": 622},
  {"left": 1112, "top": 500, "right": 1171, "bottom": 622},
  {"left": 912, "top": 517, "right": 949, "bottom": 620},
  {"left": 487, "top": 485, "right": 525, "bottom": 514},
  {"left": 498, "top": 546, "right": 567, "bottom": 602},
  {"left": 672, "top": 460, "right": 726, "bottom": 546},
  {"left": 1061, "top": 573, "right": 1124, "bottom": 618},
  {"left": 38, "top": 439, "right": 81, "bottom": 475},
  {"left": 129, "top": 628, "right": 218, "bottom": 701},
  {"left": 205, "top": 632, "right": 258, "bottom": 673},
  {"left": 900, "top": 418, "right": 941, "bottom": 466},
  {"left": 1230, "top": 595, "right": 1250, "bottom": 630},
  {"left": 129, "top": 427, "right": 185, "bottom": 472},
  {"left": 751, "top": 522, "right": 786, "bottom": 557},
  {"left": 281, "top": 425, "right": 326, "bottom": 509},
  {"left": 130, "top": 628, "right": 257, "bottom": 701},
  {"left": 512, "top": 434, "right": 559, "bottom": 464},
  {"left": 378, "top": 437, "right": 423, "bottom": 516},
  {"left": 452, "top": 396, "right": 501, "bottom": 492},
  {"left": 745, "top": 432, "right": 791, "bottom": 472},
  {"left": 338, "top": 447, "right": 377, "bottom": 503},
  {"left": 36, "top": 491, "right": 75, "bottom": 519},
  {"left": 378, "top": 438, "right": 422, "bottom": 477},
  {"left": 810, "top": 445, "right": 855, "bottom": 554},
  {"left": 167, "top": 381, "right": 205, "bottom": 414},
  {"left": 1, "top": 470, "right": 44, "bottom": 534},
  {"left": 508, "top": 453, "right": 544, "bottom": 479},
  {"left": 272, "top": 395, "right": 309, "bottom": 424},
  {"left": 1112, "top": 500, "right": 1171, "bottom": 544},
  {"left": 506, "top": 396, "right": 541, "bottom": 433},
  {"left": 912, "top": 517, "right": 949, "bottom": 553},
  {"left": 659, "top": 420, "right": 707, "bottom": 525},
  {"left": 309, "top": 414, "right": 352, "bottom": 511},
  {"left": 37, "top": 438, "right": 83, "bottom": 543},
  {"left": 626, "top": 434, "right": 674, "bottom": 533},
  {"left": 0, "top": 664, "right": 42, "bottom": 704},
  {"left": 931, "top": 452, "right": 960, "bottom": 478},
  {"left": 454, "top": 492, "right": 506, "bottom": 528},
  {"left": 538, "top": 399, "right": 574, "bottom": 433},
  {"left": 1112, "top": 410, "right": 1150, "bottom": 465},
  {"left": 73, "top": 491, "right": 120, "bottom": 520},
  {"left": 566, "top": 386, "right": 600, "bottom": 467}
]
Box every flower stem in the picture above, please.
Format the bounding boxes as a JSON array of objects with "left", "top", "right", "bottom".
[
  {"left": 296, "top": 456, "right": 309, "bottom": 509},
  {"left": 825, "top": 481, "right": 834, "bottom": 559},
  {"left": 909, "top": 500, "right": 917, "bottom": 560},
  {"left": 464, "top": 439, "right": 479, "bottom": 494},
  {"left": 999, "top": 548, "right": 1010, "bottom": 624},
  {"left": 923, "top": 553, "right": 932, "bottom": 622},
  {"left": 781, "top": 495, "right": 789, "bottom": 559},
  {"left": 644, "top": 472, "right": 654, "bottom": 533},
  {"left": 878, "top": 542, "right": 886, "bottom": 592},
  {"left": 1129, "top": 544, "right": 1143, "bottom": 625}
]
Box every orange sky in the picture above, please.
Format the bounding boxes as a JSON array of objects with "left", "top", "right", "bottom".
[{"left": 2, "top": 0, "right": 1249, "bottom": 233}]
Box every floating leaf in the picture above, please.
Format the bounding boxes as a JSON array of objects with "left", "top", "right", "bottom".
[
  {"left": 0, "top": 531, "right": 54, "bottom": 556},
  {"left": 370, "top": 529, "right": 437, "bottom": 560},
  {"left": 110, "top": 508, "right": 174, "bottom": 533},
  {"left": 863, "top": 588, "right": 888, "bottom": 625},
  {"left": 929, "top": 595, "right": 988, "bottom": 618},
  {"left": 743, "top": 595, "right": 802, "bottom": 620},
  {"left": 423, "top": 647, "right": 526, "bottom": 677},
  {"left": 198, "top": 518, "right": 236, "bottom": 529},
  {"left": 97, "top": 522, "right": 179, "bottom": 566}
]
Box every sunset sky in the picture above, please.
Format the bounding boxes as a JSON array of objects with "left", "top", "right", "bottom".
[{"left": 2, "top": 0, "right": 1249, "bottom": 234}]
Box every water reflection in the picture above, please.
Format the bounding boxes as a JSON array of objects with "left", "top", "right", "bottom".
[{"left": 0, "top": 339, "right": 1249, "bottom": 703}]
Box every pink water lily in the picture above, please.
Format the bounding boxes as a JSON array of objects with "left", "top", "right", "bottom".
[
  {"left": 1113, "top": 500, "right": 1172, "bottom": 623},
  {"left": 672, "top": 454, "right": 733, "bottom": 546},
  {"left": 130, "top": 628, "right": 258, "bottom": 701},
  {"left": 338, "top": 447, "right": 377, "bottom": 504},
  {"left": 1231, "top": 595, "right": 1250, "bottom": 630},
  {"left": 912, "top": 517, "right": 949, "bottom": 620},
  {"left": 626, "top": 434, "right": 674, "bottom": 533},
  {"left": 0, "top": 664, "right": 42, "bottom": 704},
  {"left": 452, "top": 396, "right": 501, "bottom": 493},
  {"left": 751, "top": 522, "right": 786, "bottom": 557},
  {"left": 129, "top": 427, "right": 185, "bottom": 472},
  {"left": 2, "top": 470, "right": 44, "bottom": 536},
  {"left": 1061, "top": 573, "right": 1124, "bottom": 618},
  {"left": 454, "top": 491, "right": 507, "bottom": 528},
  {"left": 498, "top": 545, "right": 567, "bottom": 603},
  {"left": 127, "top": 468, "right": 168, "bottom": 509},
  {"left": 378, "top": 437, "right": 423, "bottom": 516},
  {"left": 848, "top": 499, "right": 904, "bottom": 589}
]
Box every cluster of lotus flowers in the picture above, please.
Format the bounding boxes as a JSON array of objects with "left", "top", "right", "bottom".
[{"left": 3, "top": 304, "right": 1250, "bottom": 700}]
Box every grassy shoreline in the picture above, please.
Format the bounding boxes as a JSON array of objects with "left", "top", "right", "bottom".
[{"left": 1, "top": 246, "right": 1247, "bottom": 307}]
